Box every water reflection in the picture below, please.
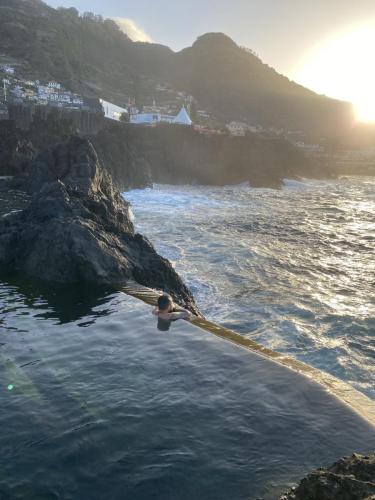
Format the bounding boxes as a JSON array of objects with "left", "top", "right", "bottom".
[
  {"left": 157, "top": 317, "right": 172, "bottom": 331},
  {"left": 0, "top": 274, "right": 114, "bottom": 325}
]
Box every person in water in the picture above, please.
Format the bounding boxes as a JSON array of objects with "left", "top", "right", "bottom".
[{"left": 153, "top": 294, "right": 192, "bottom": 331}]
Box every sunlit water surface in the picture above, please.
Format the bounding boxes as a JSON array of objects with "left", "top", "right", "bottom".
[{"left": 125, "top": 177, "right": 375, "bottom": 399}]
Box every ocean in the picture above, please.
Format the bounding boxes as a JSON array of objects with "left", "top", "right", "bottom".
[{"left": 125, "top": 176, "right": 375, "bottom": 399}]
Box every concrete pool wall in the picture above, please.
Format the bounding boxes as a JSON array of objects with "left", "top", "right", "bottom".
[{"left": 123, "top": 281, "right": 375, "bottom": 428}]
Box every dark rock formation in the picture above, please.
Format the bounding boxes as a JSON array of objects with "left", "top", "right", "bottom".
[
  {"left": 0, "top": 135, "right": 199, "bottom": 314},
  {"left": 0, "top": 121, "right": 36, "bottom": 176},
  {"left": 90, "top": 123, "right": 152, "bottom": 191},
  {"left": 0, "top": 113, "right": 76, "bottom": 177},
  {"left": 279, "top": 453, "right": 375, "bottom": 500},
  {"left": 91, "top": 122, "right": 329, "bottom": 191},
  {"left": 1, "top": 115, "right": 333, "bottom": 192}
]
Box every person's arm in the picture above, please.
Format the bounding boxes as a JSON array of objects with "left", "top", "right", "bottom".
[
  {"left": 169, "top": 311, "right": 190, "bottom": 320},
  {"left": 158, "top": 310, "right": 192, "bottom": 321}
]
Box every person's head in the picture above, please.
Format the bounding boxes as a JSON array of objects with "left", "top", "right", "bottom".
[{"left": 157, "top": 294, "right": 173, "bottom": 312}]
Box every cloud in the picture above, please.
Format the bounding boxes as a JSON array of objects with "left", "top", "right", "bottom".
[{"left": 112, "top": 17, "right": 152, "bottom": 43}]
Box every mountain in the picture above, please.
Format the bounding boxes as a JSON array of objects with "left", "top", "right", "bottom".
[
  {"left": 172, "top": 33, "right": 353, "bottom": 135},
  {"left": 0, "top": 0, "right": 354, "bottom": 135}
]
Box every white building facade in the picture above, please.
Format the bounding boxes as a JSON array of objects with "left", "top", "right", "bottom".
[
  {"left": 100, "top": 99, "right": 128, "bottom": 121},
  {"left": 0, "top": 65, "right": 15, "bottom": 75},
  {"left": 130, "top": 106, "right": 192, "bottom": 126},
  {"left": 226, "top": 121, "right": 251, "bottom": 136}
]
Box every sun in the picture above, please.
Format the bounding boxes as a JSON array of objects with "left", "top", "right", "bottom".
[{"left": 293, "top": 24, "right": 375, "bottom": 122}]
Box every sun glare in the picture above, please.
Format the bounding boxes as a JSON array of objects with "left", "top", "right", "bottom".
[{"left": 293, "top": 24, "right": 375, "bottom": 122}]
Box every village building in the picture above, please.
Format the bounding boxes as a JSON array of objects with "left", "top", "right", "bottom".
[
  {"left": 226, "top": 121, "right": 264, "bottom": 136},
  {"left": 100, "top": 98, "right": 128, "bottom": 121},
  {"left": 248, "top": 124, "right": 263, "bottom": 133},
  {"left": 48, "top": 81, "right": 62, "bottom": 90},
  {"left": 10, "top": 85, "right": 26, "bottom": 99},
  {"left": 1, "top": 69, "right": 93, "bottom": 113},
  {"left": 73, "top": 96, "right": 84, "bottom": 106},
  {"left": 226, "top": 121, "right": 250, "bottom": 136},
  {"left": 38, "top": 84, "right": 57, "bottom": 96},
  {"left": 197, "top": 110, "right": 210, "bottom": 119},
  {"left": 268, "top": 126, "right": 285, "bottom": 136},
  {"left": 0, "top": 65, "right": 15, "bottom": 75},
  {"left": 130, "top": 106, "right": 192, "bottom": 126},
  {"left": 295, "top": 141, "right": 324, "bottom": 154},
  {"left": 193, "top": 125, "right": 225, "bottom": 136},
  {"left": 156, "top": 83, "right": 169, "bottom": 91}
]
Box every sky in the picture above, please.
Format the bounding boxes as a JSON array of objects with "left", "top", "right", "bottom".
[{"left": 45, "top": 0, "right": 375, "bottom": 120}]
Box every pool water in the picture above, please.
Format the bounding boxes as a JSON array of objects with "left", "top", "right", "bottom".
[{"left": 1, "top": 279, "right": 374, "bottom": 499}]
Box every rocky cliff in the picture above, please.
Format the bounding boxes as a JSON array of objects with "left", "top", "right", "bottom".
[
  {"left": 0, "top": 121, "right": 36, "bottom": 176},
  {"left": 91, "top": 122, "right": 329, "bottom": 190},
  {"left": 1, "top": 117, "right": 330, "bottom": 190},
  {"left": 0, "top": 136, "right": 199, "bottom": 314},
  {"left": 279, "top": 453, "right": 375, "bottom": 500}
]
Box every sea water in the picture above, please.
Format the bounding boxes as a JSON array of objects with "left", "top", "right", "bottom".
[{"left": 125, "top": 177, "right": 375, "bottom": 399}]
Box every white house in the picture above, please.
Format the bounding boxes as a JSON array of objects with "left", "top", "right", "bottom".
[
  {"left": 1, "top": 65, "right": 15, "bottom": 75},
  {"left": 226, "top": 121, "right": 250, "bottom": 136},
  {"left": 174, "top": 107, "right": 192, "bottom": 125},
  {"left": 295, "top": 141, "right": 324, "bottom": 153},
  {"left": 11, "top": 85, "right": 26, "bottom": 98},
  {"left": 73, "top": 97, "right": 84, "bottom": 106},
  {"left": 58, "top": 93, "right": 72, "bottom": 104},
  {"left": 197, "top": 110, "right": 210, "bottom": 118},
  {"left": 48, "top": 81, "right": 62, "bottom": 90},
  {"left": 100, "top": 98, "right": 128, "bottom": 121},
  {"left": 130, "top": 106, "right": 192, "bottom": 126},
  {"left": 37, "top": 85, "right": 55, "bottom": 95}
]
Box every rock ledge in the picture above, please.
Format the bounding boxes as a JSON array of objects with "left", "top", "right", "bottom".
[
  {"left": 279, "top": 453, "right": 375, "bottom": 500},
  {"left": 0, "top": 136, "right": 198, "bottom": 313}
]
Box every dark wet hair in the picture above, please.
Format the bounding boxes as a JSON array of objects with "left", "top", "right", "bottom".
[{"left": 157, "top": 294, "right": 173, "bottom": 311}]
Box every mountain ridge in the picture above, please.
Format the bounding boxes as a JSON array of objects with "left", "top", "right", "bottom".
[{"left": 0, "top": 0, "right": 354, "bottom": 135}]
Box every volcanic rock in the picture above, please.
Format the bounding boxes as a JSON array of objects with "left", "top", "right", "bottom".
[
  {"left": 0, "top": 135, "right": 198, "bottom": 313},
  {"left": 0, "top": 121, "right": 36, "bottom": 176},
  {"left": 279, "top": 453, "right": 375, "bottom": 500}
]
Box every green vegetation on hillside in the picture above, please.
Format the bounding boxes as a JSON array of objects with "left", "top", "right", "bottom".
[{"left": 0, "top": 0, "right": 354, "bottom": 134}]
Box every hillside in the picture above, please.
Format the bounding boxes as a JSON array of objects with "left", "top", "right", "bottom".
[
  {"left": 172, "top": 33, "right": 353, "bottom": 134},
  {"left": 0, "top": 0, "right": 354, "bottom": 135}
]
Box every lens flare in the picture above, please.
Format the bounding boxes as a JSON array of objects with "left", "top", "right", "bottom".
[
  {"left": 7, "top": 384, "right": 14, "bottom": 391},
  {"left": 293, "top": 23, "right": 375, "bottom": 122}
]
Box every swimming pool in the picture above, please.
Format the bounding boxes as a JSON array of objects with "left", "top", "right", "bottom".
[{"left": 1, "top": 279, "right": 374, "bottom": 499}]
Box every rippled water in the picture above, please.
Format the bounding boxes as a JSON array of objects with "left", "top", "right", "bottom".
[
  {"left": 1, "top": 280, "right": 375, "bottom": 500},
  {"left": 125, "top": 177, "right": 375, "bottom": 398}
]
